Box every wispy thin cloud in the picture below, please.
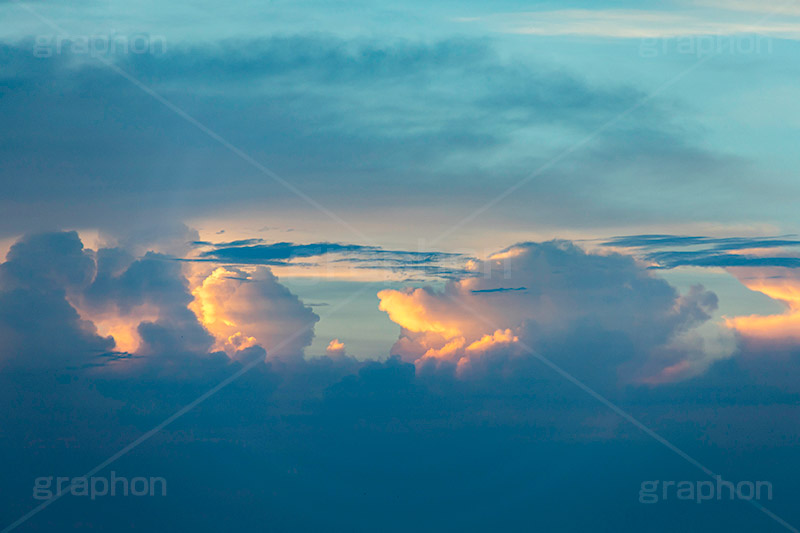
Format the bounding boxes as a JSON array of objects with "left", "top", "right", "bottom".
[
  {"left": 604, "top": 234, "right": 800, "bottom": 269},
  {"left": 462, "top": 7, "right": 800, "bottom": 39},
  {"left": 692, "top": 0, "right": 800, "bottom": 17}
]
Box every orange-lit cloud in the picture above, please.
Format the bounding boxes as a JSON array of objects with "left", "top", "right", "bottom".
[
  {"left": 420, "top": 336, "right": 466, "bottom": 361},
  {"left": 378, "top": 286, "right": 523, "bottom": 376},
  {"left": 466, "top": 328, "right": 519, "bottom": 353},
  {"left": 725, "top": 267, "right": 800, "bottom": 347},
  {"left": 3, "top": 230, "right": 322, "bottom": 361},
  {"left": 379, "top": 241, "right": 724, "bottom": 382},
  {"left": 377, "top": 288, "right": 465, "bottom": 339},
  {"left": 190, "top": 266, "right": 318, "bottom": 359},
  {"left": 326, "top": 338, "right": 346, "bottom": 357},
  {"left": 86, "top": 307, "right": 160, "bottom": 353}
]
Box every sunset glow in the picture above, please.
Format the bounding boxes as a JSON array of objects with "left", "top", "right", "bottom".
[
  {"left": 725, "top": 269, "right": 800, "bottom": 345},
  {"left": 4, "top": 1, "right": 800, "bottom": 530}
]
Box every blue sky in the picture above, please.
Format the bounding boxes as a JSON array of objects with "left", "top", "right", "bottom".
[{"left": 3, "top": 1, "right": 800, "bottom": 531}]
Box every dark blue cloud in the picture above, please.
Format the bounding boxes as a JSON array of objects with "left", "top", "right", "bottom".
[
  {"left": 2, "top": 351, "right": 800, "bottom": 532},
  {"left": 471, "top": 286, "right": 527, "bottom": 293},
  {"left": 0, "top": 232, "right": 113, "bottom": 369},
  {"left": 604, "top": 234, "right": 800, "bottom": 269},
  {"left": 647, "top": 252, "right": 800, "bottom": 269},
  {"left": 604, "top": 234, "right": 800, "bottom": 251},
  {"left": 198, "top": 242, "right": 377, "bottom": 263},
  {"left": 189, "top": 240, "right": 466, "bottom": 279}
]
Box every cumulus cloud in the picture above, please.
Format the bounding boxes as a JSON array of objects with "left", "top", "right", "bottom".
[
  {"left": 0, "top": 231, "right": 96, "bottom": 292},
  {"left": 190, "top": 266, "right": 319, "bottom": 359},
  {"left": 0, "top": 231, "right": 319, "bottom": 370},
  {"left": 0, "top": 232, "right": 112, "bottom": 369},
  {"left": 326, "top": 338, "right": 346, "bottom": 357},
  {"left": 75, "top": 247, "right": 215, "bottom": 356},
  {"left": 602, "top": 233, "right": 800, "bottom": 375},
  {"left": 379, "top": 240, "right": 724, "bottom": 383}
]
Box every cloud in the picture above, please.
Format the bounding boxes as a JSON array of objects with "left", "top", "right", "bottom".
[
  {"left": 190, "top": 266, "right": 319, "bottom": 359},
  {"left": 74, "top": 248, "right": 215, "bottom": 356},
  {"left": 184, "top": 239, "right": 474, "bottom": 283},
  {"left": 647, "top": 252, "right": 800, "bottom": 269},
  {"left": 379, "top": 240, "right": 723, "bottom": 382},
  {"left": 2, "top": 237, "right": 800, "bottom": 531},
  {"left": 196, "top": 241, "right": 373, "bottom": 264},
  {"left": 603, "top": 234, "right": 800, "bottom": 250},
  {"left": 471, "top": 286, "right": 527, "bottom": 293},
  {"left": 0, "top": 35, "right": 740, "bottom": 237},
  {"left": 694, "top": 0, "right": 800, "bottom": 17},
  {"left": 725, "top": 267, "right": 800, "bottom": 351},
  {"left": 0, "top": 231, "right": 96, "bottom": 292},
  {"left": 326, "top": 338, "right": 346, "bottom": 357},
  {"left": 603, "top": 233, "right": 800, "bottom": 269},
  {"left": 470, "top": 8, "right": 800, "bottom": 38},
  {"left": 192, "top": 239, "right": 463, "bottom": 273},
  {"left": 3, "top": 343, "right": 800, "bottom": 531},
  {"left": 0, "top": 231, "right": 320, "bottom": 369},
  {"left": 0, "top": 232, "right": 113, "bottom": 369},
  {"left": 601, "top": 233, "right": 800, "bottom": 361}
]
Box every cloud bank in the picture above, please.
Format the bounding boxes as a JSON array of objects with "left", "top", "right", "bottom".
[
  {"left": 2, "top": 232, "right": 800, "bottom": 531},
  {"left": 0, "top": 231, "right": 318, "bottom": 370},
  {"left": 379, "top": 241, "right": 725, "bottom": 383}
]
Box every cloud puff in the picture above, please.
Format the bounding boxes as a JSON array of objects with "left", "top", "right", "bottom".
[
  {"left": 190, "top": 266, "right": 319, "bottom": 359},
  {"left": 326, "top": 338, "right": 346, "bottom": 357},
  {"left": 0, "top": 231, "right": 96, "bottom": 292},
  {"left": 75, "top": 247, "right": 215, "bottom": 356},
  {"left": 379, "top": 240, "right": 723, "bottom": 382},
  {"left": 0, "top": 231, "right": 320, "bottom": 369},
  {"left": 0, "top": 232, "right": 112, "bottom": 369}
]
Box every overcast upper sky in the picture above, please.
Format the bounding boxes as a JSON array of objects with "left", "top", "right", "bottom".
[{"left": 3, "top": 1, "right": 800, "bottom": 532}]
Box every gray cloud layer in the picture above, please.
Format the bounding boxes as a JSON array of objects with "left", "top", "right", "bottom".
[{"left": 0, "top": 35, "right": 750, "bottom": 236}]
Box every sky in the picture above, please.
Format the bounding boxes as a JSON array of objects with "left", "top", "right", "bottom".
[{"left": 2, "top": 0, "right": 800, "bottom": 531}]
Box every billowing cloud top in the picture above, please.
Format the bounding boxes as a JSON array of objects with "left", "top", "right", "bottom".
[
  {"left": 378, "top": 241, "right": 722, "bottom": 383},
  {"left": 0, "top": 231, "right": 319, "bottom": 370}
]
